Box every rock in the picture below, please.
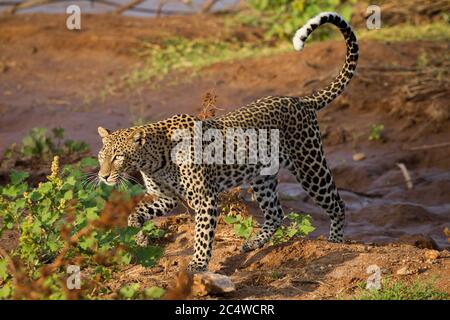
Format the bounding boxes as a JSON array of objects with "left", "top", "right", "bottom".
[
  {"left": 352, "top": 152, "right": 366, "bottom": 161},
  {"left": 424, "top": 249, "right": 440, "bottom": 261},
  {"left": 192, "top": 272, "right": 235, "bottom": 296},
  {"left": 278, "top": 183, "right": 307, "bottom": 200},
  {"left": 396, "top": 266, "right": 414, "bottom": 275},
  {"left": 397, "top": 234, "right": 439, "bottom": 250}
]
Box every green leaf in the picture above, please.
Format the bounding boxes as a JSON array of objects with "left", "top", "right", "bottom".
[
  {"left": 63, "top": 190, "right": 73, "bottom": 200},
  {"left": 85, "top": 207, "right": 99, "bottom": 221},
  {"left": 66, "top": 176, "right": 76, "bottom": 186},
  {"left": 119, "top": 283, "right": 140, "bottom": 299},
  {"left": 132, "top": 246, "right": 164, "bottom": 267},
  {"left": 144, "top": 286, "right": 165, "bottom": 299},
  {"left": 0, "top": 282, "right": 12, "bottom": 299},
  {"left": 223, "top": 215, "right": 237, "bottom": 224},
  {"left": 10, "top": 170, "right": 29, "bottom": 185},
  {"left": 0, "top": 259, "right": 9, "bottom": 280},
  {"left": 80, "top": 157, "right": 98, "bottom": 168},
  {"left": 78, "top": 234, "right": 97, "bottom": 250},
  {"left": 37, "top": 182, "right": 53, "bottom": 195},
  {"left": 52, "top": 127, "right": 65, "bottom": 140},
  {"left": 2, "top": 185, "right": 21, "bottom": 198},
  {"left": 29, "top": 190, "right": 43, "bottom": 201},
  {"left": 141, "top": 221, "right": 164, "bottom": 238},
  {"left": 235, "top": 224, "right": 252, "bottom": 240},
  {"left": 299, "top": 218, "right": 315, "bottom": 235}
]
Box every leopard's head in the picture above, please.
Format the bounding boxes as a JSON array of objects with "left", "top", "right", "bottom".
[{"left": 96, "top": 126, "right": 150, "bottom": 186}]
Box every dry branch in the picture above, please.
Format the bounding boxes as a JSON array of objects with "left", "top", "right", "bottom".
[
  {"left": 396, "top": 162, "right": 413, "bottom": 190},
  {"left": 406, "top": 141, "right": 450, "bottom": 151},
  {"left": 5, "top": 0, "right": 57, "bottom": 14},
  {"left": 113, "top": 0, "right": 145, "bottom": 15},
  {"left": 201, "top": 0, "right": 219, "bottom": 13}
]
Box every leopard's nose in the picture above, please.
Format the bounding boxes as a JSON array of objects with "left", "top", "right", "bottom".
[{"left": 99, "top": 173, "right": 110, "bottom": 181}]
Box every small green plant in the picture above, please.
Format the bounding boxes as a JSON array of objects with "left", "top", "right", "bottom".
[
  {"left": 356, "top": 279, "right": 449, "bottom": 300},
  {"left": 241, "top": 0, "right": 355, "bottom": 41},
  {"left": 118, "top": 283, "right": 165, "bottom": 300},
  {"left": 5, "top": 127, "right": 89, "bottom": 160},
  {"left": 272, "top": 213, "right": 315, "bottom": 245},
  {"left": 223, "top": 214, "right": 254, "bottom": 240},
  {"left": 368, "top": 124, "right": 385, "bottom": 141},
  {"left": 271, "top": 270, "right": 282, "bottom": 280}
]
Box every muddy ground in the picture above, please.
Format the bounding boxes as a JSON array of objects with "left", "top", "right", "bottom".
[{"left": 0, "top": 13, "right": 449, "bottom": 299}]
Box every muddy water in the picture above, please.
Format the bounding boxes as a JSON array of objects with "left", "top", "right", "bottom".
[
  {"left": 275, "top": 176, "right": 450, "bottom": 250},
  {"left": 1, "top": 0, "right": 240, "bottom": 16}
]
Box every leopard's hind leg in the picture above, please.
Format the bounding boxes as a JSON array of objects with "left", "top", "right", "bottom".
[
  {"left": 286, "top": 126, "right": 345, "bottom": 242},
  {"left": 241, "top": 174, "right": 284, "bottom": 252}
]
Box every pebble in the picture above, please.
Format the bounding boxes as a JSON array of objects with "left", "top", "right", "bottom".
[
  {"left": 192, "top": 272, "right": 235, "bottom": 296},
  {"left": 424, "top": 249, "right": 440, "bottom": 261},
  {"left": 396, "top": 266, "right": 414, "bottom": 275},
  {"left": 352, "top": 152, "right": 366, "bottom": 161}
]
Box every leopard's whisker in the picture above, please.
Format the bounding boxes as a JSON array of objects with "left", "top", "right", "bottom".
[
  {"left": 81, "top": 175, "right": 97, "bottom": 189},
  {"left": 122, "top": 173, "right": 143, "bottom": 187}
]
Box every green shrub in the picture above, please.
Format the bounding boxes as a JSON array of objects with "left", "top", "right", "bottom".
[
  {"left": 119, "top": 283, "right": 165, "bottom": 300},
  {"left": 0, "top": 156, "right": 164, "bottom": 299},
  {"left": 5, "top": 127, "right": 89, "bottom": 160},
  {"left": 272, "top": 212, "right": 315, "bottom": 244},
  {"left": 368, "top": 124, "right": 384, "bottom": 141},
  {"left": 242, "top": 0, "right": 356, "bottom": 41},
  {"left": 356, "top": 279, "right": 449, "bottom": 300},
  {"left": 223, "top": 214, "right": 254, "bottom": 240}
]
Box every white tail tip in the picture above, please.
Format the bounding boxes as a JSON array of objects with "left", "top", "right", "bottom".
[
  {"left": 292, "top": 12, "right": 339, "bottom": 51},
  {"left": 292, "top": 33, "right": 305, "bottom": 51}
]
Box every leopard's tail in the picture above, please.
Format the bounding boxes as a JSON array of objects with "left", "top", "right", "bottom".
[{"left": 292, "top": 12, "right": 358, "bottom": 111}]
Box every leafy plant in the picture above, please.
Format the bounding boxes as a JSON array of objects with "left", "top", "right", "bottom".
[
  {"left": 119, "top": 283, "right": 166, "bottom": 300},
  {"left": 356, "top": 279, "right": 449, "bottom": 300},
  {"left": 272, "top": 213, "right": 315, "bottom": 244},
  {"left": 241, "top": 0, "right": 356, "bottom": 41},
  {"left": 368, "top": 124, "right": 384, "bottom": 141},
  {"left": 119, "top": 283, "right": 141, "bottom": 299},
  {"left": 5, "top": 127, "right": 89, "bottom": 160},
  {"left": 223, "top": 214, "right": 254, "bottom": 240},
  {"left": 0, "top": 156, "right": 164, "bottom": 299}
]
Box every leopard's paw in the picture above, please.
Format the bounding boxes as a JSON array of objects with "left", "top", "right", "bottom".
[
  {"left": 187, "top": 261, "right": 208, "bottom": 273},
  {"left": 327, "top": 234, "right": 344, "bottom": 243},
  {"left": 240, "top": 239, "right": 263, "bottom": 253},
  {"left": 135, "top": 230, "right": 150, "bottom": 247}
]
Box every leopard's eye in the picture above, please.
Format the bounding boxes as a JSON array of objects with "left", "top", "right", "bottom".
[{"left": 113, "top": 155, "right": 124, "bottom": 162}]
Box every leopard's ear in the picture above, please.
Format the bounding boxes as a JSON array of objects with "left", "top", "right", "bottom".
[
  {"left": 98, "top": 127, "right": 111, "bottom": 138},
  {"left": 130, "top": 128, "right": 146, "bottom": 147}
]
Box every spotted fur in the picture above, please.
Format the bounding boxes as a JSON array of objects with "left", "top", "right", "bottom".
[{"left": 97, "top": 12, "right": 358, "bottom": 272}]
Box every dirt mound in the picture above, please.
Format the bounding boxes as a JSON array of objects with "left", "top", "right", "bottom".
[{"left": 104, "top": 217, "right": 450, "bottom": 300}]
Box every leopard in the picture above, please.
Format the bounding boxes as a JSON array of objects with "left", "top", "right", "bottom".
[{"left": 96, "top": 12, "right": 358, "bottom": 272}]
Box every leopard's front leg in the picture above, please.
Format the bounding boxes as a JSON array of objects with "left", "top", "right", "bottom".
[
  {"left": 187, "top": 194, "right": 219, "bottom": 273},
  {"left": 128, "top": 195, "right": 178, "bottom": 246}
]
